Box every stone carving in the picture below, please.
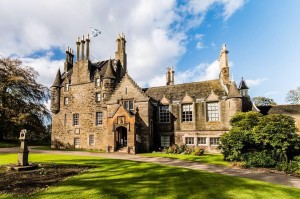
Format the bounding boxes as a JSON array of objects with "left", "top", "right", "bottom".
[{"left": 18, "top": 129, "right": 29, "bottom": 166}]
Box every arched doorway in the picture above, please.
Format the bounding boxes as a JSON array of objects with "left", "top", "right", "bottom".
[{"left": 116, "top": 126, "right": 127, "bottom": 149}]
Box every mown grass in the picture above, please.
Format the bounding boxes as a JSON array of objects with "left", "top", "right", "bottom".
[
  {"left": 141, "top": 152, "right": 230, "bottom": 166},
  {"left": 1, "top": 153, "right": 300, "bottom": 199},
  {"left": 31, "top": 146, "right": 104, "bottom": 153}
]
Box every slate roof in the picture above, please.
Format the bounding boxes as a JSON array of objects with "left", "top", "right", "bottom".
[
  {"left": 51, "top": 69, "right": 62, "bottom": 87},
  {"left": 103, "top": 59, "right": 116, "bottom": 79},
  {"left": 143, "top": 79, "right": 226, "bottom": 101},
  {"left": 257, "top": 105, "right": 300, "bottom": 115},
  {"left": 238, "top": 77, "right": 249, "bottom": 89}
]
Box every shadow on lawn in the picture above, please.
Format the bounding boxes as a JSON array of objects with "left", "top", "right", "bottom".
[{"left": 31, "top": 158, "right": 300, "bottom": 199}]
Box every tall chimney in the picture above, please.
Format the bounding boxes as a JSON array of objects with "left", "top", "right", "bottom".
[
  {"left": 81, "top": 35, "right": 85, "bottom": 61},
  {"left": 170, "top": 66, "right": 174, "bottom": 85},
  {"left": 86, "top": 34, "right": 90, "bottom": 60},
  {"left": 76, "top": 37, "right": 80, "bottom": 61}
]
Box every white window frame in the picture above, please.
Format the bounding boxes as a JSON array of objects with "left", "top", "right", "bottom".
[
  {"left": 95, "top": 78, "right": 100, "bottom": 87},
  {"left": 161, "top": 135, "right": 170, "bottom": 147},
  {"left": 185, "top": 137, "right": 194, "bottom": 145},
  {"left": 96, "top": 93, "right": 101, "bottom": 102},
  {"left": 65, "top": 83, "right": 69, "bottom": 91},
  {"left": 89, "top": 134, "right": 95, "bottom": 146},
  {"left": 207, "top": 102, "right": 220, "bottom": 122},
  {"left": 182, "top": 104, "right": 193, "bottom": 122},
  {"left": 159, "top": 105, "right": 170, "bottom": 123},
  {"left": 73, "top": 113, "right": 79, "bottom": 126},
  {"left": 96, "top": 112, "right": 103, "bottom": 125},
  {"left": 64, "top": 97, "right": 69, "bottom": 105},
  {"left": 198, "top": 137, "right": 207, "bottom": 145},
  {"left": 210, "top": 137, "right": 220, "bottom": 146}
]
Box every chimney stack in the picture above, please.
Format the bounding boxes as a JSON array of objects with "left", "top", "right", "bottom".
[
  {"left": 76, "top": 37, "right": 80, "bottom": 61},
  {"left": 81, "top": 35, "right": 85, "bottom": 61},
  {"left": 86, "top": 34, "right": 90, "bottom": 60},
  {"left": 166, "top": 67, "right": 175, "bottom": 86}
]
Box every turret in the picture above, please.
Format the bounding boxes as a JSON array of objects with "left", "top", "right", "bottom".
[
  {"left": 166, "top": 67, "right": 174, "bottom": 85},
  {"left": 238, "top": 77, "right": 249, "bottom": 97},
  {"left": 50, "top": 69, "right": 62, "bottom": 114},
  {"left": 218, "top": 44, "right": 230, "bottom": 85},
  {"left": 115, "top": 33, "right": 127, "bottom": 73},
  {"left": 238, "top": 77, "right": 252, "bottom": 112},
  {"left": 103, "top": 59, "right": 116, "bottom": 99}
]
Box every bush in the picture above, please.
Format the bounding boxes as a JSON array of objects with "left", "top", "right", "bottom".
[
  {"left": 243, "top": 151, "right": 277, "bottom": 168},
  {"left": 163, "top": 144, "right": 205, "bottom": 156},
  {"left": 277, "top": 156, "right": 300, "bottom": 175}
]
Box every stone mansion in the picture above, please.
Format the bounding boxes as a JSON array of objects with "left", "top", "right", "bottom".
[{"left": 50, "top": 33, "right": 253, "bottom": 153}]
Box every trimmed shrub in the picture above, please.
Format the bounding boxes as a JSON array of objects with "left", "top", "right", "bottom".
[{"left": 243, "top": 151, "right": 277, "bottom": 168}]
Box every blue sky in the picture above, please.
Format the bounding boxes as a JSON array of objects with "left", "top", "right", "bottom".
[{"left": 0, "top": 0, "right": 299, "bottom": 104}]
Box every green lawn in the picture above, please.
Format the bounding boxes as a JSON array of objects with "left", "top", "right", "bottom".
[
  {"left": 31, "top": 146, "right": 105, "bottom": 153},
  {"left": 1, "top": 154, "right": 300, "bottom": 199},
  {"left": 141, "top": 152, "right": 231, "bottom": 167}
]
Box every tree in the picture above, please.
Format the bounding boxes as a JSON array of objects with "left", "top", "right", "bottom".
[
  {"left": 286, "top": 87, "right": 300, "bottom": 104},
  {"left": 0, "top": 57, "right": 50, "bottom": 140},
  {"left": 219, "top": 112, "right": 300, "bottom": 167},
  {"left": 252, "top": 96, "right": 276, "bottom": 106}
]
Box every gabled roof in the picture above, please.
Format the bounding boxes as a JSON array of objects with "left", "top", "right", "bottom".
[
  {"left": 106, "top": 72, "right": 149, "bottom": 103},
  {"left": 51, "top": 69, "right": 62, "bottom": 87},
  {"left": 238, "top": 77, "right": 249, "bottom": 90},
  {"left": 257, "top": 104, "right": 300, "bottom": 115},
  {"left": 143, "top": 79, "right": 225, "bottom": 101},
  {"left": 227, "top": 81, "right": 241, "bottom": 98}
]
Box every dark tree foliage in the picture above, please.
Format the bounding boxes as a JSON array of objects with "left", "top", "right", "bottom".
[
  {"left": 219, "top": 111, "right": 300, "bottom": 168},
  {"left": 0, "top": 57, "right": 50, "bottom": 140},
  {"left": 252, "top": 96, "right": 277, "bottom": 106}
]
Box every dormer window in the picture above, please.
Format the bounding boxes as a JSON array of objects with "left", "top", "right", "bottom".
[
  {"left": 207, "top": 102, "right": 220, "bottom": 121},
  {"left": 95, "top": 78, "right": 100, "bottom": 87},
  {"left": 182, "top": 104, "right": 193, "bottom": 122}
]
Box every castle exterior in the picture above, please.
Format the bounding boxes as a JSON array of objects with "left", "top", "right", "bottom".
[{"left": 50, "top": 33, "right": 252, "bottom": 153}]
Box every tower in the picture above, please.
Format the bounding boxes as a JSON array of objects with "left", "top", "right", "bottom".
[
  {"left": 115, "top": 33, "right": 127, "bottom": 73},
  {"left": 103, "top": 59, "right": 116, "bottom": 99},
  {"left": 218, "top": 44, "right": 230, "bottom": 85},
  {"left": 50, "top": 69, "right": 62, "bottom": 114},
  {"left": 238, "top": 77, "right": 249, "bottom": 97}
]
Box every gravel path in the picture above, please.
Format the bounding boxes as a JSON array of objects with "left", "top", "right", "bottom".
[{"left": 1, "top": 146, "right": 300, "bottom": 189}]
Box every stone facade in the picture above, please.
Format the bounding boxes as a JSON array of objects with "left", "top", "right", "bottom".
[{"left": 51, "top": 34, "right": 252, "bottom": 153}]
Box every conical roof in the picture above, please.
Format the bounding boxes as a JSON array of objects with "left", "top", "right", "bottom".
[
  {"left": 238, "top": 77, "right": 249, "bottom": 90},
  {"left": 51, "top": 69, "right": 62, "bottom": 87},
  {"left": 103, "top": 59, "right": 116, "bottom": 79}
]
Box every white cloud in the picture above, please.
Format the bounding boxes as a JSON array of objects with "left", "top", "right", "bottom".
[
  {"left": 195, "top": 34, "right": 205, "bottom": 40},
  {"left": 0, "top": 0, "right": 245, "bottom": 89},
  {"left": 196, "top": 42, "right": 205, "bottom": 49},
  {"left": 245, "top": 78, "right": 267, "bottom": 87},
  {"left": 148, "top": 60, "right": 220, "bottom": 87}
]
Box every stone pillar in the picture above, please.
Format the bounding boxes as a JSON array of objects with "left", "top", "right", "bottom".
[{"left": 18, "top": 129, "right": 29, "bottom": 166}]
